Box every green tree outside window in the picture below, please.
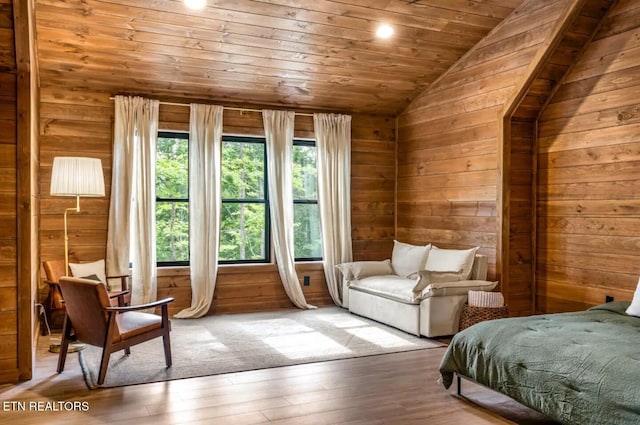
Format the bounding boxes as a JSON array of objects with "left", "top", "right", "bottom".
[{"left": 156, "top": 133, "right": 189, "bottom": 264}]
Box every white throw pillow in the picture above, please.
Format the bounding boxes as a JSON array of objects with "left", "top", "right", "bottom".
[
  {"left": 69, "top": 259, "right": 107, "bottom": 284},
  {"left": 391, "top": 240, "right": 431, "bottom": 278},
  {"left": 425, "top": 246, "right": 479, "bottom": 280},
  {"left": 336, "top": 260, "right": 394, "bottom": 280},
  {"left": 625, "top": 277, "right": 640, "bottom": 317},
  {"left": 412, "top": 270, "right": 464, "bottom": 294},
  {"left": 420, "top": 280, "right": 498, "bottom": 298}
]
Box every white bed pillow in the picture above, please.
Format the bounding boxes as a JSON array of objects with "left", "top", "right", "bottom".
[
  {"left": 336, "top": 260, "right": 394, "bottom": 280},
  {"left": 69, "top": 259, "right": 107, "bottom": 284},
  {"left": 425, "top": 246, "right": 479, "bottom": 280},
  {"left": 391, "top": 240, "right": 431, "bottom": 278},
  {"left": 625, "top": 277, "right": 640, "bottom": 317}
]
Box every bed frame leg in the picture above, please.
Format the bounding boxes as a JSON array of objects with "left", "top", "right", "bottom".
[{"left": 457, "top": 375, "right": 462, "bottom": 396}]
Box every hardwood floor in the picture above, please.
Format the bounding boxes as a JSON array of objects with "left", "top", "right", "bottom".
[{"left": 0, "top": 332, "right": 557, "bottom": 425}]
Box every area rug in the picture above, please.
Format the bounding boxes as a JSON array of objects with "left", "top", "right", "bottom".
[{"left": 78, "top": 307, "right": 443, "bottom": 389}]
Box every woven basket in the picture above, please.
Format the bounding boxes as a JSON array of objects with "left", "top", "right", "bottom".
[{"left": 459, "top": 304, "right": 509, "bottom": 331}]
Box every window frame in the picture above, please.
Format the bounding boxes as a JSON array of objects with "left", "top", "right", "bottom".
[
  {"left": 156, "top": 131, "right": 190, "bottom": 267},
  {"left": 292, "top": 139, "right": 322, "bottom": 262},
  {"left": 219, "top": 135, "right": 271, "bottom": 265},
  {"left": 154, "top": 133, "right": 321, "bottom": 267}
]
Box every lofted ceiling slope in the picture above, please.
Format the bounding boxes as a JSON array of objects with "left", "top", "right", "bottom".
[{"left": 34, "top": 0, "right": 524, "bottom": 115}]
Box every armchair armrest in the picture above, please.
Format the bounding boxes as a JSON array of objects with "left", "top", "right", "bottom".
[
  {"left": 106, "top": 274, "right": 131, "bottom": 292},
  {"left": 43, "top": 279, "right": 65, "bottom": 311},
  {"left": 105, "top": 297, "right": 174, "bottom": 313},
  {"left": 107, "top": 289, "right": 130, "bottom": 307}
]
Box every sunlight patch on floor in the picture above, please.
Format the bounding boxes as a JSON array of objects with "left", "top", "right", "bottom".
[
  {"left": 345, "top": 326, "right": 417, "bottom": 348},
  {"left": 315, "top": 313, "right": 370, "bottom": 328},
  {"left": 236, "top": 318, "right": 313, "bottom": 335},
  {"left": 203, "top": 340, "right": 231, "bottom": 351},
  {"left": 183, "top": 328, "right": 231, "bottom": 352},
  {"left": 262, "top": 332, "right": 351, "bottom": 359}
]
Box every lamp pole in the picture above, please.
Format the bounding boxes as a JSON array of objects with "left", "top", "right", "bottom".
[{"left": 62, "top": 195, "right": 81, "bottom": 276}]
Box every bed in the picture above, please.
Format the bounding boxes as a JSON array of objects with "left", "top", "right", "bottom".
[{"left": 439, "top": 301, "right": 640, "bottom": 425}]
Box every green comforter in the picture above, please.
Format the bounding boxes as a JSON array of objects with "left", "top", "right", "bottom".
[{"left": 439, "top": 301, "right": 640, "bottom": 425}]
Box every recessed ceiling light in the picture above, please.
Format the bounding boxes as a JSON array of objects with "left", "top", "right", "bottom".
[
  {"left": 376, "top": 24, "right": 394, "bottom": 39},
  {"left": 184, "top": 0, "right": 206, "bottom": 10}
]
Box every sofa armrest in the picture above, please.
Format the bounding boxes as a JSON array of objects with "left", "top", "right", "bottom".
[
  {"left": 342, "top": 279, "right": 352, "bottom": 308},
  {"left": 470, "top": 254, "right": 488, "bottom": 280}
]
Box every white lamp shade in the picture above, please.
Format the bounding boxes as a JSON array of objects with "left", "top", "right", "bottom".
[{"left": 50, "top": 157, "right": 105, "bottom": 197}]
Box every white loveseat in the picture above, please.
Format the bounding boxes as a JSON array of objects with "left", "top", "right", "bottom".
[{"left": 338, "top": 241, "right": 496, "bottom": 338}]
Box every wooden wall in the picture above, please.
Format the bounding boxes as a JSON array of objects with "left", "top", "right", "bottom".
[
  {"left": 0, "top": 0, "right": 19, "bottom": 383},
  {"left": 396, "top": 0, "right": 579, "bottom": 315},
  {"left": 501, "top": 0, "right": 613, "bottom": 316},
  {"left": 505, "top": 118, "right": 536, "bottom": 314},
  {"left": 39, "top": 88, "right": 395, "bottom": 316},
  {"left": 537, "top": 0, "right": 640, "bottom": 312},
  {"left": 1, "top": 0, "right": 39, "bottom": 385},
  {"left": 14, "top": 0, "right": 39, "bottom": 383}
]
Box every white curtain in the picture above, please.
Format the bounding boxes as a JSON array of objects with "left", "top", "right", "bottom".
[
  {"left": 175, "top": 104, "right": 223, "bottom": 318},
  {"left": 263, "top": 110, "right": 315, "bottom": 309},
  {"left": 106, "top": 95, "right": 159, "bottom": 305},
  {"left": 314, "top": 113, "right": 353, "bottom": 307}
]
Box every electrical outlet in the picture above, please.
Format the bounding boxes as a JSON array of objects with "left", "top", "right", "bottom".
[
  {"left": 605, "top": 295, "right": 614, "bottom": 303},
  {"left": 303, "top": 276, "right": 310, "bottom": 286}
]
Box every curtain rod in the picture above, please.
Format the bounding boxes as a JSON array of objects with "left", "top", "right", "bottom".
[{"left": 108, "top": 97, "right": 314, "bottom": 117}]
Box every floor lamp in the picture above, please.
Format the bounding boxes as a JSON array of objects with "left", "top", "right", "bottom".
[
  {"left": 49, "top": 157, "right": 105, "bottom": 353},
  {"left": 50, "top": 157, "right": 106, "bottom": 275}
]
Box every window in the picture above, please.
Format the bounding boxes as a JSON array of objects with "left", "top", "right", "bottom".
[
  {"left": 155, "top": 133, "right": 322, "bottom": 265},
  {"left": 220, "top": 136, "right": 269, "bottom": 263},
  {"left": 156, "top": 132, "right": 189, "bottom": 265},
  {"left": 293, "top": 141, "right": 322, "bottom": 260}
]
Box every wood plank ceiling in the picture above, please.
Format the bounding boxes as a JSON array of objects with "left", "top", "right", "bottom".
[{"left": 34, "top": 0, "right": 523, "bottom": 115}]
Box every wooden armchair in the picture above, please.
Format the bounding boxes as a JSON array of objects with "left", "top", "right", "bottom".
[
  {"left": 42, "top": 259, "right": 130, "bottom": 329},
  {"left": 57, "top": 276, "right": 174, "bottom": 386}
]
